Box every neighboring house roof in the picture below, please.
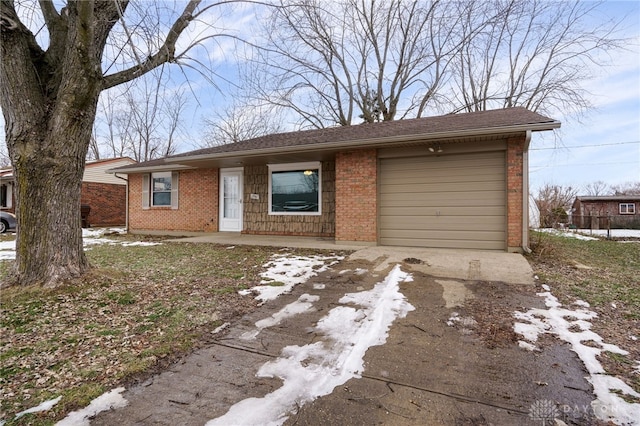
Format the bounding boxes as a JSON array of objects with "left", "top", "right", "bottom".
[
  {"left": 574, "top": 196, "right": 640, "bottom": 202},
  {"left": 1, "top": 157, "right": 136, "bottom": 184},
  {"left": 110, "top": 107, "right": 560, "bottom": 173},
  {"left": 84, "top": 157, "right": 135, "bottom": 185}
]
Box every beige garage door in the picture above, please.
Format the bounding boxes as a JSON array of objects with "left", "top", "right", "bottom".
[{"left": 379, "top": 151, "right": 506, "bottom": 250}]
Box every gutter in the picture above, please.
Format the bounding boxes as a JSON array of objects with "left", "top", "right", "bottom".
[
  {"left": 114, "top": 173, "right": 129, "bottom": 232},
  {"left": 164, "top": 121, "right": 561, "bottom": 165},
  {"left": 522, "top": 130, "right": 532, "bottom": 253}
]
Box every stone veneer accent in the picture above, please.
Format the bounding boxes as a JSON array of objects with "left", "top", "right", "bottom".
[{"left": 242, "top": 162, "right": 335, "bottom": 237}]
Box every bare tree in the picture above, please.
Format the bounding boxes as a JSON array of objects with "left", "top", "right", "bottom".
[
  {"left": 611, "top": 181, "right": 640, "bottom": 196},
  {"left": 0, "top": 0, "right": 227, "bottom": 287},
  {"left": 201, "top": 101, "right": 283, "bottom": 147},
  {"left": 242, "top": 0, "right": 626, "bottom": 127},
  {"left": 448, "top": 0, "right": 626, "bottom": 117},
  {"left": 242, "top": 0, "right": 468, "bottom": 128},
  {"left": 583, "top": 181, "right": 611, "bottom": 196},
  {"left": 534, "top": 183, "right": 578, "bottom": 228}
]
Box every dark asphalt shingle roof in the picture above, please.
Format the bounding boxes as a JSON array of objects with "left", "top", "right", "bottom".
[{"left": 111, "top": 107, "right": 558, "bottom": 172}]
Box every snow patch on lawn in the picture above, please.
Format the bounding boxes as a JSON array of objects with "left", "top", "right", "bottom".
[
  {"left": 239, "top": 253, "right": 344, "bottom": 303},
  {"left": 514, "top": 288, "right": 640, "bottom": 425},
  {"left": 0, "top": 228, "right": 160, "bottom": 260},
  {"left": 12, "top": 396, "right": 62, "bottom": 421},
  {"left": 207, "top": 265, "right": 414, "bottom": 426},
  {"left": 536, "top": 228, "right": 640, "bottom": 240},
  {"left": 56, "top": 387, "right": 128, "bottom": 426},
  {"left": 536, "top": 228, "right": 599, "bottom": 240}
]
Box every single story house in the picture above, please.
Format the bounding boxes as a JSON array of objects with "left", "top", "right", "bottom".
[
  {"left": 109, "top": 108, "right": 560, "bottom": 252},
  {"left": 571, "top": 195, "right": 640, "bottom": 229},
  {"left": 1, "top": 157, "right": 134, "bottom": 227}
]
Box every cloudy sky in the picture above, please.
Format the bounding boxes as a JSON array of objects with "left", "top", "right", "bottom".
[
  {"left": 527, "top": 1, "right": 639, "bottom": 193},
  {"left": 1, "top": 1, "right": 638, "bottom": 195}
]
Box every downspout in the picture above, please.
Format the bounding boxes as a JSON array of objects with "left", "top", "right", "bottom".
[
  {"left": 114, "top": 173, "right": 129, "bottom": 233},
  {"left": 522, "top": 131, "right": 532, "bottom": 253}
]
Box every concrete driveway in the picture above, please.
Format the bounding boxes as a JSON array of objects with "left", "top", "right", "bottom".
[{"left": 91, "top": 246, "right": 596, "bottom": 425}]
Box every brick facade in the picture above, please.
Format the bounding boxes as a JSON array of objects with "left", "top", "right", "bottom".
[
  {"left": 506, "top": 135, "right": 526, "bottom": 250},
  {"left": 129, "top": 169, "right": 219, "bottom": 232},
  {"left": 335, "top": 149, "right": 377, "bottom": 243},
  {"left": 242, "top": 163, "right": 335, "bottom": 237},
  {"left": 127, "top": 141, "right": 528, "bottom": 251},
  {"left": 81, "top": 182, "right": 126, "bottom": 226}
]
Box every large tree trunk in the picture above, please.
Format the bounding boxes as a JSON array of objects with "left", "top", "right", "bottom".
[
  {"left": 1, "top": 1, "right": 102, "bottom": 287},
  {"left": 1, "top": 0, "right": 202, "bottom": 286}
]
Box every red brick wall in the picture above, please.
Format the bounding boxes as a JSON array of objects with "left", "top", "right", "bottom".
[
  {"left": 129, "top": 169, "right": 219, "bottom": 232},
  {"left": 335, "top": 149, "right": 377, "bottom": 242},
  {"left": 506, "top": 135, "right": 525, "bottom": 250},
  {"left": 81, "top": 182, "right": 126, "bottom": 226}
]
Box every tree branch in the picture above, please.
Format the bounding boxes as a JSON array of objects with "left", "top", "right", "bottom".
[{"left": 101, "top": 0, "right": 202, "bottom": 90}]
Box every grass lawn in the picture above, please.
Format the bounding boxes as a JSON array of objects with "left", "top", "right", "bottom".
[
  {"left": 0, "top": 233, "right": 346, "bottom": 425},
  {"left": 527, "top": 230, "right": 640, "bottom": 399},
  {"left": 2, "top": 231, "right": 638, "bottom": 424}
]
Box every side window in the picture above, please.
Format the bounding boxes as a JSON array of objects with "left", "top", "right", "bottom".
[
  {"left": 152, "top": 172, "right": 172, "bottom": 206},
  {"left": 619, "top": 203, "right": 636, "bottom": 214},
  {"left": 142, "top": 172, "right": 179, "bottom": 210}
]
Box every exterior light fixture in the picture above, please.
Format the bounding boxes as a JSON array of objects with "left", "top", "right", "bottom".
[{"left": 303, "top": 170, "right": 313, "bottom": 176}]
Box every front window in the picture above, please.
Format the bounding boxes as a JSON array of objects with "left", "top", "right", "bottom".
[
  {"left": 268, "top": 162, "right": 321, "bottom": 215},
  {"left": 152, "top": 172, "right": 172, "bottom": 206},
  {"left": 620, "top": 203, "right": 636, "bottom": 214}
]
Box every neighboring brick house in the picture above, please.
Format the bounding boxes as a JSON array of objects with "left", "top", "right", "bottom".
[
  {"left": 571, "top": 196, "right": 640, "bottom": 229},
  {"left": 0, "top": 157, "right": 134, "bottom": 227},
  {"left": 110, "top": 108, "right": 560, "bottom": 252}
]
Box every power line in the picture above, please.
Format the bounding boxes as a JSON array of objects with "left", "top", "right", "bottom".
[{"left": 530, "top": 140, "right": 640, "bottom": 151}]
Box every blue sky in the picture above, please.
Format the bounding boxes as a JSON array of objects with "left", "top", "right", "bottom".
[
  {"left": 180, "top": 0, "right": 640, "bottom": 194},
  {"left": 1, "top": 1, "right": 638, "bottom": 195},
  {"left": 527, "top": 1, "right": 640, "bottom": 193}
]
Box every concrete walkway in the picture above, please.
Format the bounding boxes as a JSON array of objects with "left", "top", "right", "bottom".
[{"left": 170, "top": 233, "right": 534, "bottom": 285}]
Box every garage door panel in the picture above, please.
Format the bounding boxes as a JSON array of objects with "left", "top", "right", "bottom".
[
  {"left": 381, "top": 228, "right": 505, "bottom": 240},
  {"left": 380, "top": 214, "right": 504, "bottom": 231},
  {"left": 380, "top": 192, "right": 505, "bottom": 206},
  {"left": 381, "top": 173, "right": 504, "bottom": 186},
  {"left": 381, "top": 181, "right": 505, "bottom": 193},
  {"left": 381, "top": 152, "right": 504, "bottom": 171},
  {"left": 380, "top": 206, "right": 505, "bottom": 217},
  {"left": 379, "top": 152, "right": 506, "bottom": 250},
  {"left": 380, "top": 237, "right": 505, "bottom": 250}
]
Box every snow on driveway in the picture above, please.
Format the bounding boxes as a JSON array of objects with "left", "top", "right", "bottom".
[
  {"left": 207, "top": 264, "right": 415, "bottom": 426},
  {"left": 240, "top": 252, "right": 344, "bottom": 303},
  {"left": 514, "top": 285, "right": 640, "bottom": 425},
  {"left": 0, "top": 228, "right": 160, "bottom": 260}
]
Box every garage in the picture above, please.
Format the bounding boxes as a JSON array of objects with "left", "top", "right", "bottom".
[{"left": 379, "top": 151, "right": 506, "bottom": 250}]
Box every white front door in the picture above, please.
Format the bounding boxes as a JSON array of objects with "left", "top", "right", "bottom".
[{"left": 219, "top": 168, "right": 243, "bottom": 232}]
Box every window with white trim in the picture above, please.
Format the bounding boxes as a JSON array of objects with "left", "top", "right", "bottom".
[
  {"left": 142, "top": 172, "right": 179, "bottom": 209},
  {"left": 268, "top": 162, "right": 321, "bottom": 215},
  {"left": 619, "top": 203, "right": 636, "bottom": 214}
]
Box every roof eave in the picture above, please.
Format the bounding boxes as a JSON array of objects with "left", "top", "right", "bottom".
[
  {"left": 106, "top": 164, "right": 196, "bottom": 174},
  {"left": 165, "top": 121, "right": 560, "bottom": 165}
]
